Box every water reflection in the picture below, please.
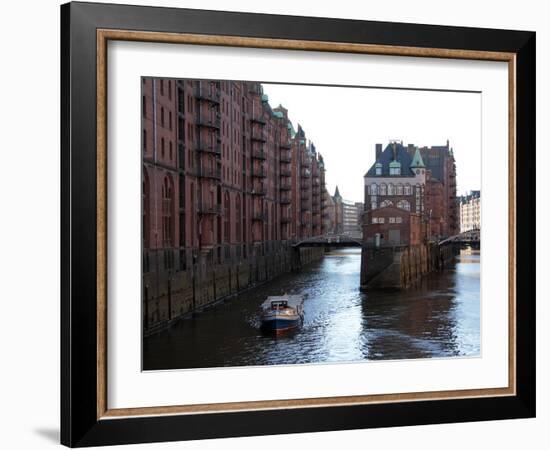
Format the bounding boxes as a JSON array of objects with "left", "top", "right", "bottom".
[{"left": 143, "top": 248, "right": 480, "bottom": 370}]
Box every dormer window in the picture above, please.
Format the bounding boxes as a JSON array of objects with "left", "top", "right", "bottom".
[
  {"left": 375, "top": 162, "right": 382, "bottom": 176},
  {"left": 389, "top": 160, "right": 401, "bottom": 176}
]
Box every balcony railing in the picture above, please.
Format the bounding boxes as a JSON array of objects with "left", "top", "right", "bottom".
[
  {"left": 196, "top": 112, "right": 221, "bottom": 129},
  {"left": 250, "top": 114, "right": 266, "bottom": 125},
  {"left": 251, "top": 130, "right": 267, "bottom": 142},
  {"left": 194, "top": 85, "right": 220, "bottom": 103},
  {"left": 280, "top": 141, "right": 291, "bottom": 150},
  {"left": 301, "top": 158, "right": 311, "bottom": 167},
  {"left": 280, "top": 195, "right": 291, "bottom": 204},
  {"left": 198, "top": 203, "right": 222, "bottom": 215},
  {"left": 252, "top": 149, "right": 266, "bottom": 160},
  {"left": 250, "top": 186, "right": 267, "bottom": 196},
  {"left": 280, "top": 168, "right": 292, "bottom": 177},
  {"left": 196, "top": 141, "right": 221, "bottom": 155},
  {"left": 280, "top": 181, "right": 291, "bottom": 191},
  {"left": 196, "top": 166, "right": 221, "bottom": 180},
  {"left": 252, "top": 212, "right": 267, "bottom": 221},
  {"left": 280, "top": 152, "right": 291, "bottom": 163},
  {"left": 252, "top": 167, "right": 267, "bottom": 178},
  {"left": 178, "top": 144, "right": 185, "bottom": 170}
]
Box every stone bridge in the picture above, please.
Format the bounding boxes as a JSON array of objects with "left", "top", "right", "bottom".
[
  {"left": 438, "top": 229, "right": 480, "bottom": 246},
  {"left": 292, "top": 234, "right": 363, "bottom": 248}
]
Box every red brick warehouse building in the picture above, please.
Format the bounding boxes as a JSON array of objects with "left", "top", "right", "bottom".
[
  {"left": 142, "top": 78, "right": 333, "bottom": 333},
  {"left": 362, "top": 141, "right": 458, "bottom": 246}
]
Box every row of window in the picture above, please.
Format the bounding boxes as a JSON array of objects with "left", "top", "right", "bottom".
[
  {"left": 371, "top": 217, "right": 403, "bottom": 224},
  {"left": 142, "top": 130, "right": 174, "bottom": 161},
  {"left": 142, "top": 96, "right": 173, "bottom": 130},
  {"left": 368, "top": 183, "right": 417, "bottom": 196},
  {"left": 375, "top": 167, "right": 426, "bottom": 176},
  {"left": 371, "top": 199, "right": 411, "bottom": 211}
]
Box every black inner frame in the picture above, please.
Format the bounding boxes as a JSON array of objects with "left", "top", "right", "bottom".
[{"left": 61, "top": 2, "right": 536, "bottom": 447}]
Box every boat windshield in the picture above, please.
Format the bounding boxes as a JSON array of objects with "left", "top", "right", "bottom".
[{"left": 270, "top": 301, "right": 288, "bottom": 310}]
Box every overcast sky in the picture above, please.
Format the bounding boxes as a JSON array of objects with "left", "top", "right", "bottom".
[{"left": 262, "top": 83, "right": 481, "bottom": 203}]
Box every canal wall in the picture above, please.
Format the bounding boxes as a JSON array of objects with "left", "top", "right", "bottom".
[
  {"left": 143, "top": 245, "right": 324, "bottom": 336},
  {"left": 360, "top": 243, "right": 455, "bottom": 290}
]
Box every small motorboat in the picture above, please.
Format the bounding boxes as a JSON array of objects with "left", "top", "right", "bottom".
[{"left": 260, "top": 294, "right": 304, "bottom": 334}]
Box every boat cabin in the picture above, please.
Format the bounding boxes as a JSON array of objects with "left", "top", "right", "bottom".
[
  {"left": 270, "top": 300, "right": 288, "bottom": 310},
  {"left": 261, "top": 295, "right": 304, "bottom": 313}
]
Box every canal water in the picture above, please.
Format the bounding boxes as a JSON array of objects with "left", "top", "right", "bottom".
[{"left": 143, "top": 248, "right": 480, "bottom": 370}]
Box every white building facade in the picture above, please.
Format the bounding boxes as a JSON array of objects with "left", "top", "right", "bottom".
[{"left": 459, "top": 191, "right": 481, "bottom": 232}]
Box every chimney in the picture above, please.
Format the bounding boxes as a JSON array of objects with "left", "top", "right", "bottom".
[
  {"left": 375, "top": 143, "right": 382, "bottom": 161},
  {"left": 407, "top": 143, "right": 415, "bottom": 156}
]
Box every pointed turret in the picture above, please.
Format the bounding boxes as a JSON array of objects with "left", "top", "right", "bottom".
[
  {"left": 410, "top": 148, "right": 426, "bottom": 169},
  {"left": 334, "top": 185, "right": 342, "bottom": 200}
]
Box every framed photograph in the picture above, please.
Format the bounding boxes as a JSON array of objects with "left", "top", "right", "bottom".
[{"left": 61, "top": 1, "right": 535, "bottom": 447}]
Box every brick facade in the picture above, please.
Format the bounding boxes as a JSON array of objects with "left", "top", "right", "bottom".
[
  {"left": 363, "top": 141, "right": 458, "bottom": 246},
  {"left": 142, "top": 79, "right": 334, "bottom": 332}
]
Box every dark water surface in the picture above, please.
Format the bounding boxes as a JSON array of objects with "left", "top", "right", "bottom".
[{"left": 143, "top": 248, "right": 480, "bottom": 370}]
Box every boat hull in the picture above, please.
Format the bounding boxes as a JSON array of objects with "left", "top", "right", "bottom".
[{"left": 260, "top": 316, "right": 302, "bottom": 333}]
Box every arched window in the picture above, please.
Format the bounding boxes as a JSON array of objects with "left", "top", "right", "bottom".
[
  {"left": 370, "top": 183, "right": 378, "bottom": 195},
  {"left": 235, "top": 194, "right": 241, "bottom": 243},
  {"left": 161, "top": 175, "right": 174, "bottom": 247},
  {"left": 396, "top": 184, "right": 403, "bottom": 195},
  {"left": 380, "top": 200, "right": 393, "bottom": 208},
  {"left": 271, "top": 204, "right": 276, "bottom": 241},
  {"left": 224, "top": 191, "right": 231, "bottom": 243},
  {"left": 142, "top": 168, "right": 150, "bottom": 248},
  {"left": 380, "top": 183, "right": 387, "bottom": 196},
  {"left": 397, "top": 199, "right": 411, "bottom": 211},
  {"left": 190, "top": 182, "right": 195, "bottom": 246},
  {"left": 415, "top": 184, "right": 421, "bottom": 213},
  {"left": 388, "top": 183, "right": 395, "bottom": 195},
  {"left": 404, "top": 184, "right": 412, "bottom": 195}
]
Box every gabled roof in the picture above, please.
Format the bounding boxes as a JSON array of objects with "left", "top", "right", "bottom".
[{"left": 365, "top": 142, "right": 415, "bottom": 177}]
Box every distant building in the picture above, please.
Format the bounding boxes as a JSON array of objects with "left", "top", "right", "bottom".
[
  {"left": 342, "top": 200, "right": 363, "bottom": 236},
  {"left": 322, "top": 187, "right": 336, "bottom": 233},
  {"left": 459, "top": 190, "right": 481, "bottom": 232},
  {"left": 332, "top": 186, "right": 344, "bottom": 234},
  {"left": 362, "top": 141, "right": 458, "bottom": 245}
]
